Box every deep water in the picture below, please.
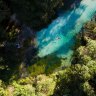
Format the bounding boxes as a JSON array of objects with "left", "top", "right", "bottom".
[{"left": 36, "top": 0, "right": 96, "bottom": 60}]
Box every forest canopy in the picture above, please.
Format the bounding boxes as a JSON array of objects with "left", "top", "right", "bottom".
[{"left": 0, "top": 0, "right": 96, "bottom": 96}]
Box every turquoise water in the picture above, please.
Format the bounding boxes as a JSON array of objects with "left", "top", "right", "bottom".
[{"left": 36, "top": 0, "right": 96, "bottom": 58}]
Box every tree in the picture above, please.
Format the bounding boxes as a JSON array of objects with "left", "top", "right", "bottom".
[{"left": 8, "top": 0, "right": 64, "bottom": 29}]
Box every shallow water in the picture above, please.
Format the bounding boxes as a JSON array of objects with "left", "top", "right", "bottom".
[{"left": 36, "top": 0, "right": 96, "bottom": 59}]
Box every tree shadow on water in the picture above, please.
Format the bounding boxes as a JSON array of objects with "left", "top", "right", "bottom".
[{"left": 27, "top": 54, "right": 62, "bottom": 76}]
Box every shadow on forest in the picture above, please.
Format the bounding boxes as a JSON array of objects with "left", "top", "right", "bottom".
[{"left": 0, "top": 0, "right": 82, "bottom": 82}]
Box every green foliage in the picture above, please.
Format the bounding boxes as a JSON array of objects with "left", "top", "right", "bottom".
[
  {"left": 53, "top": 20, "right": 96, "bottom": 96},
  {"left": 0, "top": 1, "right": 96, "bottom": 96},
  {"left": 0, "top": 80, "right": 5, "bottom": 96},
  {"left": 28, "top": 62, "right": 46, "bottom": 76},
  {"left": 28, "top": 55, "right": 61, "bottom": 76},
  {"left": 82, "top": 82, "right": 95, "bottom": 96},
  {"left": 12, "top": 81, "right": 36, "bottom": 96},
  {"left": 35, "top": 75, "right": 56, "bottom": 96},
  {"left": 53, "top": 63, "right": 96, "bottom": 96},
  {"left": 0, "top": 75, "right": 56, "bottom": 96}
]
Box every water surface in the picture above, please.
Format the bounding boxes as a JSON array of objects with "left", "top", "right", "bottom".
[{"left": 36, "top": 0, "right": 96, "bottom": 60}]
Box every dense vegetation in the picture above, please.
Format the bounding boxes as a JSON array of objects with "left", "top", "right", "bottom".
[
  {"left": 1, "top": 0, "right": 77, "bottom": 29},
  {"left": 0, "top": 19, "right": 96, "bottom": 96},
  {"left": 0, "top": 0, "right": 96, "bottom": 96},
  {"left": 1, "top": 0, "right": 64, "bottom": 29}
]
